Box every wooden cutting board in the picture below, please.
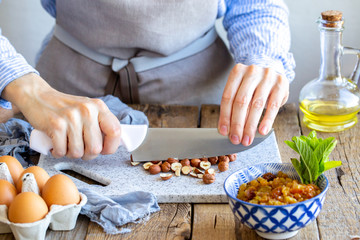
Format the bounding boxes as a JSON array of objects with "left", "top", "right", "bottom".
[{"left": 38, "top": 131, "right": 281, "bottom": 203}]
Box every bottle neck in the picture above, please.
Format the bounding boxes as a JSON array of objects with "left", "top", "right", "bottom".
[{"left": 319, "top": 28, "right": 343, "bottom": 81}]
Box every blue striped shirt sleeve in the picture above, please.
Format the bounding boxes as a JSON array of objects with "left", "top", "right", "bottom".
[
  {"left": 0, "top": 33, "right": 39, "bottom": 109},
  {"left": 222, "top": 0, "right": 295, "bottom": 81}
]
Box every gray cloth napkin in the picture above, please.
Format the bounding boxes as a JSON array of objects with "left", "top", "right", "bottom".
[
  {"left": 0, "top": 95, "right": 159, "bottom": 234},
  {"left": 79, "top": 188, "right": 160, "bottom": 234}
]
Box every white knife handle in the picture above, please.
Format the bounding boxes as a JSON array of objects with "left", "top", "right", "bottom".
[{"left": 29, "top": 124, "right": 148, "bottom": 155}]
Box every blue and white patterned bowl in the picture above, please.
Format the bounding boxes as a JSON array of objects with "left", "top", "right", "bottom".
[{"left": 223, "top": 163, "right": 329, "bottom": 240}]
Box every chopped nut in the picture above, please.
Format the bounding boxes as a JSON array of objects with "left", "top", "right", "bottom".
[
  {"left": 227, "top": 154, "right": 237, "bottom": 162},
  {"left": 160, "top": 173, "right": 173, "bottom": 181},
  {"left": 199, "top": 161, "right": 211, "bottom": 170},
  {"left": 194, "top": 168, "right": 204, "bottom": 174},
  {"left": 191, "top": 158, "right": 201, "bottom": 168},
  {"left": 197, "top": 174, "right": 204, "bottom": 179},
  {"left": 171, "top": 162, "right": 182, "bottom": 172},
  {"left": 180, "top": 159, "right": 191, "bottom": 166},
  {"left": 205, "top": 168, "right": 215, "bottom": 175},
  {"left": 190, "top": 172, "right": 198, "bottom": 178},
  {"left": 149, "top": 164, "right": 161, "bottom": 175},
  {"left": 161, "top": 162, "right": 171, "bottom": 172},
  {"left": 175, "top": 168, "right": 181, "bottom": 177},
  {"left": 218, "top": 155, "right": 230, "bottom": 163},
  {"left": 203, "top": 173, "right": 216, "bottom": 184},
  {"left": 181, "top": 166, "right": 192, "bottom": 175},
  {"left": 218, "top": 161, "right": 229, "bottom": 172},
  {"left": 208, "top": 156, "right": 218, "bottom": 165},
  {"left": 143, "top": 162, "right": 153, "bottom": 170},
  {"left": 167, "top": 158, "right": 179, "bottom": 164},
  {"left": 130, "top": 161, "right": 140, "bottom": 166}
]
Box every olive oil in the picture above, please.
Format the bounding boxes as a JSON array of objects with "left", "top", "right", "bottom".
[
  {"left": 300, "top": 99, "right": 360, "bottom": 132},
  {"left": 299, "top": 11, "right": 360, "bottom": 132}
]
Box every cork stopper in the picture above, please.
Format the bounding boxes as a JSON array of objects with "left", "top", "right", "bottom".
[
  {"left": 321, "top": 10, "right": 342, "bottom": 21},
  {"left": 321, "top": 10, "right": 343, "bottom": 27}
]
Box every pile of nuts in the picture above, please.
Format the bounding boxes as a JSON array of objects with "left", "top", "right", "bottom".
[{"left": 130, "top": 154, "right": 237, "bottom": 184}]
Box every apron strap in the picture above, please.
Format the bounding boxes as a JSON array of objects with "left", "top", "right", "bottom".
[
  {"left": 53, "top": 24, "right": 217, "bottom": 72},
  {"left": 105, "top": 63, "right": 140, "bottom": 104}
]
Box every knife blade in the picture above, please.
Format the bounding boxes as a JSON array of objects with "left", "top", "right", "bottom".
[
  {"left": 29, "top": 125, "right": 272, "bottom": 162},
  {"left": 130, "top": 128, "right": 273, "bottom": 162}
]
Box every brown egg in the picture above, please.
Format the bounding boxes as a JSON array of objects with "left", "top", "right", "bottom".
[
  {"left": 0, "top": 179, "right": 17, "bottom": 207},
  {"left": 8, "top": 192, "right": 48, "bottom": 223},
  {"left": 16, "top": 166, "right": 50, "bottom": 193},
  {"left": 42, "top": 174, "right": 80, "bottom": 208},
  {"left": 0, "top": 155, "right": 24, "bottom": 184}
]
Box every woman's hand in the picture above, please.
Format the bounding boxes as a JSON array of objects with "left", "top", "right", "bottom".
[
  {"left": 2, "top": 73, "right": 121, "bottom": 160},
  {"left": 218, "top": 63, "right": 289, "bottom": 146}
]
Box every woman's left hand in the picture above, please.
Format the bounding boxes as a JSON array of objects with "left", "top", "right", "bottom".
[{"left": 218, "top": 63, "right": 289, "bottom": 146}]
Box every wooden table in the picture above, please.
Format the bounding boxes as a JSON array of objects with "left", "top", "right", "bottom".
[{"left": 1, "top": 103, "right": 360, "bottom": 240}]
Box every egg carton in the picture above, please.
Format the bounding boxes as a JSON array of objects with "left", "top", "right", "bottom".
[{"left": 0, "top": 192, "right": 87, "bottom": 240}]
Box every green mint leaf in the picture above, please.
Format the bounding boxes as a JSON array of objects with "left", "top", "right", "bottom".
[
  {"left": 291, "top": 158, "right": 305, "bottom": 183},
  {"left": 293, "top": 137, "right": 314, "bottom": 183},
  {"left": 322, "top": 139, "right": 337, "bottom": 163},
  {"left": 324, "top": 161, "right": 342, "bottom": 171},
  {"left": 308, "top": 130, "right": 317, "bottom": 139},
  {"left": 285, "top": 140, "right": 299, "bottom": 153}
]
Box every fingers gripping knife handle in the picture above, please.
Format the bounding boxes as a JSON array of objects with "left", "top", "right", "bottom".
[{"left": 29, "top": 124, "right": 148, "bottom": 155}]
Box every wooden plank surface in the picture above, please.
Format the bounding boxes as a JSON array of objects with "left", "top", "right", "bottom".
[
  {"left": 300, "top": 113, "right": 360, "bottom": 239},
  {"left": 85, "top": 104, "right": 198, "bottom": 239},
  {"left": 1, "top": 103, "right": 359, "bottom": 240}
]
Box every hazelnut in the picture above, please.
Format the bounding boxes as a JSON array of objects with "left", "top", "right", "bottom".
[
  {"left": 167, "top": 158, "right": 179, "bottom": 164},
  {"left": 143, "top": 162, "right": 153, "bottom": 170},
  {"left": 149, "top": 164, "right": 161, "bottom": 175},
  {"left": 194, "top": 168, "right": 204, "bottom": 174},
  {"left": 180, "top": 159, "right": 191, "bottom": 166},
  {"left": 160, "top": 173, "right": 173, "bottom": 181},
  {"left": 227, "top": 154, "right": 237, "bottom": 162},
  {"left": 190, "top": 171, "right": 198, "bottom": 178},
  {"left": 218, "top": 161, "right": 229, "bottom": 172},
  {"left": 203, "top": 173, "right": 216, "bottom": 184},
  {"left": 218, "top": 155, "right": 230, "bottom": 163},
  {"left": 181, "top": 166, "right": 192, "bottom": 175},
  {"left": 205, "top": 169, "right": 215, "bottom": 175},
  {"left": 200, "top": 157, "right": 208, "bottom": 162},
  {"left": 191, "top": 158, "right": 201, "bottom": 168},
  {"left": 199, "top": 161, "right": 211, "bottom": 170},
  {"left": 208, "top": 156, "right": 218, "bottom": 165},
  {"left": 175, "top": 168, "right": 181, "bottom": 177},
  {"left": 151, "top": 161, "right": 161, "bottom": 164},
  {"left": 130, "top": 155, "right": 140, "bottom": 166},
  {"left": 171, "top": 162, "right": 182, "bottom": 172},
  {"left": 161, "top": 162, "right": 171, "bottom": 172}
]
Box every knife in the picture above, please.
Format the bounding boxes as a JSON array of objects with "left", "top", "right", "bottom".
[{"left": 29, "top": 124, "right": 273, "bottom": 162}]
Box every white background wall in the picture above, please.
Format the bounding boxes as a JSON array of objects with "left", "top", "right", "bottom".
[{"left": 1, "top": 0, "right": 360, "bottom": 104}]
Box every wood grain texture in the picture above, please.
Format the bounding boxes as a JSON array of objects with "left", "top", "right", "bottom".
[
  {"left": 130, "top": 104, "right": 199, "bottom": 128},
  {"left": 86, "top": 203, "right": 191, "bottom": 240},
  {"left": 300, "top": 113, "right": 360, "bottom": 239},
  {"left": 85, "top": 105, "right": 198, "bottom": 239},
  {"left": 192, "top": 204, "right": 236, "bottom": 240}
]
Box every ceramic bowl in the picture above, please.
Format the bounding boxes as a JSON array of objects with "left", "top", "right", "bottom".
[{"left": 223, "top": 163, "right": 329, "bottom": 240}]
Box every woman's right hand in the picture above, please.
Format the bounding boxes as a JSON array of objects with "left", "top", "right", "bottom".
[{"left": 2, "top": 73, "right": 122, "bottom": 160}]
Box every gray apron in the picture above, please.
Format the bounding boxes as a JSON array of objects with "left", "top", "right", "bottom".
[{"left": 36, "top": 0, "right": 234, "bottom": 105}]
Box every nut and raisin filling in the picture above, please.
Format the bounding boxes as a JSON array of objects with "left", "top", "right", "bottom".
[{"left": 237, "top": 171, "right": 321, "bottom": 205}]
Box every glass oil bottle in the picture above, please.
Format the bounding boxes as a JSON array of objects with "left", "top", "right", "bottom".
[{"left": 299, "top": 10, "right": 360, "bottom": 132}]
